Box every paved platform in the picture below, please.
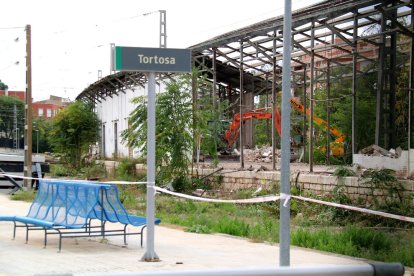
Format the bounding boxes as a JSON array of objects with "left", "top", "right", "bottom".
[{"left": 0, "top": 191, "right": 387, "bottom": 276}]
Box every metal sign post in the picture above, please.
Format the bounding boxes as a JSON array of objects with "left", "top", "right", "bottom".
[
  {"left": 112, "top": 45, "right": 191, "bottom": 262},
  {"left": 142, "top": 71, "right": 158, "bottom": 261}
]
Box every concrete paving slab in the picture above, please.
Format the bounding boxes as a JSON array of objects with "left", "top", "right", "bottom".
[{"left": 0, "top": 192, "right": 399, "bottom": 276}]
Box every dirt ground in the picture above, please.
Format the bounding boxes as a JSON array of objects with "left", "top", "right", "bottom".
[{"left": 196, "top": 158, "right": 338, "bottom": 175}]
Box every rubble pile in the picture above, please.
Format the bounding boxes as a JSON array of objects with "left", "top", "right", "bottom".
[
  {"left": 359, "top": 144, "right": 402, "bottom": 158},
  {"left": 243, "top": 146, "right": 280, "bottom": 163}
]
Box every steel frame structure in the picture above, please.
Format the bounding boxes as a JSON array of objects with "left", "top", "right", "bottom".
[{"left": 77, "top": 0, "right": 414, "bottom": 171}]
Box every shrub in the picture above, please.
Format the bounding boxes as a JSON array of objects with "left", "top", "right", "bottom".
[
  {"left": 50, "top": 164, "right": 76, "bottom": 177},
  {"left": 333, "top": 166, "right": 356, "bottom": 177}
]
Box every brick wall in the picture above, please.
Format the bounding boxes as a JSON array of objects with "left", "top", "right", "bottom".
[{"left": 195, "top": 168, "right": 414, "bottom": 205}]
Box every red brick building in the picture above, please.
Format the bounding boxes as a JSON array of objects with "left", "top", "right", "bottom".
[
  {"left": 0, "top": 90, "right": 70, "bottom": 119},
  {"left": 0, "top": 90, "right": 25, "bottom": 101},
  {"left": 32, "top": 95, "right": 71, "bottom": 119}
]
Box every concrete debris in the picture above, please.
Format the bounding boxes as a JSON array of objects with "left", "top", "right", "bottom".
[
  {"left": 243, "top": 146, "right": 280, "bottom": 162},
  {"left": 253, "top": 165, "right": 268, "bottom": 172},
  {"left": 359, "top": 144, "right": 401, "bottom": 158}
]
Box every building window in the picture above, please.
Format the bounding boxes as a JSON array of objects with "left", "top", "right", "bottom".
[
  {"left": 38, "top": 108, "right": 44, "bottom": 117},
  {"left": 47, "top": 108, "right": 52, "bottom": 117}
]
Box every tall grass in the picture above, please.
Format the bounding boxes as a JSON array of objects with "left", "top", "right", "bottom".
[
  {"left": 292, "top": 226, "right": 413, "bottom": 266},
  {"left": 149, "top": 195, "right": 414, "bottom": 267}
]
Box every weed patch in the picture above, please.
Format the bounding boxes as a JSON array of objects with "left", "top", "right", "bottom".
[{"left": 10, "top": 190, "right": 37, "bottom": 202}]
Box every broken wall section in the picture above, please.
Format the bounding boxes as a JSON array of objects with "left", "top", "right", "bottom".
[{"left": 353, "top": 148, "right": 414, "bottom": 178}]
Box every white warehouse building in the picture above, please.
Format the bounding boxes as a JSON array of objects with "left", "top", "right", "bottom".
[{"left": 77, "top": 72, "right": 163, "bottom": 159}]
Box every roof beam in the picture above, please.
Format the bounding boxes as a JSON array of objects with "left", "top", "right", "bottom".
[{"left": 376, "top": 6, "right": 414, "bottom": 38}]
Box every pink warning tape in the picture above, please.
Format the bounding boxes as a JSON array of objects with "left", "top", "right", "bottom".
[
  {"left": 292, "top": 195, "right": 414, "bottom": 223},
  {"left": 155, "top": 186, "right": 281, "bottom": 203},
  {"left": 155, "top": 187, "right": 414, "bottom": 223}
]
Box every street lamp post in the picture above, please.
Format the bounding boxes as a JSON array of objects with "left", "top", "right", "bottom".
[
  {"left": 36, "top": 129, "right": 39, "bottom": 154},
  {"left": 16, "top": 128, "right": 19, "bottom": 149}
]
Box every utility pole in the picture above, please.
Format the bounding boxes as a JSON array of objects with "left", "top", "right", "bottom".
[{"left": 24, "top": 24, "right": 33, "bottom": 189}]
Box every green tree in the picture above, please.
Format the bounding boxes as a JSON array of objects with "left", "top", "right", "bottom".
[
  {"left": 0, "top": 95, "right": 24, "bottom": 139},
  {"left": 32, "top": 117, "right": 53, "bottom": 153},
  {"left": 121, "top": 69, "right": 215, "bottom": 187},
  {"left": 48, "top": 101, "right": 100, "bottom": 169},
  {"left": 121, "top": 74, "right": 194, "bottom": 186},
  {"left": 0, "top": 79, "right": 8, "bottom": 90}
]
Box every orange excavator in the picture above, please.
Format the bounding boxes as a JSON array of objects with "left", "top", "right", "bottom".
[{"left": 223, "top": 97, "right": 345, "bottom": 157}]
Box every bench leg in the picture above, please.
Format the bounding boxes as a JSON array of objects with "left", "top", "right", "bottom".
[
  {"left": 44, "top": 229, "right": 47, "bottom": 248},
  {"left": 102, "top": 221, "right": 107, "bottom": 239},
  {"left": 87, "top": 219, "right": 92, "bottom": 235},
  {"left": 25, "top": 224, "right": 29, "bottom": 244},
  {"left": 123, "top": 224, "right": 128, "bottom": 245},
  {"left": 141, "top": 225, "right": 147, "bottom": 248},
  {"left": 56, "top": 229, "right": 62, "bottom": 253},
  {"left": 12, "top": 221, "right": 17, "bottom": 240}
]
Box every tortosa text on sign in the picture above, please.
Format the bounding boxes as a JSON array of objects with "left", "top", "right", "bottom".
[
  {"left": 113, "top": 46, "right": 191, "bottom": 73},
  {"left": 138, "top": 54, "right": 176, "bottom": 65}
]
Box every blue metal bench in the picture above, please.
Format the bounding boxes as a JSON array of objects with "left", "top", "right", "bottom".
[{"left": 0, "top": 180, "right": 160, "bottom": 252}]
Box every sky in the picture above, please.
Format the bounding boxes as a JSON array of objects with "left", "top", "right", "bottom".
[{"left": 0, "top": 0, "right": 321, "bottom": 101}]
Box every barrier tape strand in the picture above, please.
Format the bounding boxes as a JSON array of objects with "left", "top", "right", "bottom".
[{"left": 2, "top": 172, "right": 413, "bottom": 223}]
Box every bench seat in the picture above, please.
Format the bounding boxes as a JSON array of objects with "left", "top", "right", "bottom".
[{"left": 14, "top": 216, "right": 55, "bottom": 228}]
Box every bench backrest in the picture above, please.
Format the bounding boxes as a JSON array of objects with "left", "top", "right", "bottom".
[
  {"left": 27, "top": 180, "right": 111, "bottom": 227},
  {"left": 89, "top": 185, "right": 161, "bottom": 226}
]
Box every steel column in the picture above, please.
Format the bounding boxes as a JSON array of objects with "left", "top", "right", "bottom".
[
  {"left": 409, "top": 0, "right": 414, "bottom": 177},
  {"left": 309, "top": 21, "right": 315, "bottom": 173},
  {"left": 375, "top": 13, "right": 386, "bottom": 146},
  {"left": 326, "top": 61, "right": 331, "bottom": 164},
  {"left": 272, "top": 31, "right": 277, "bottom": 171},
  {"left": 389, "top": 8, "right": 397, "bottom": 149},
  {"left": 213, "top": 48, "right": 218, "bottom": 155},
  {"left": 239, "top": 40, "right": 244, "bottom": 169},
  {"left": 352, "top": 13, "right": 358, "bottom": 156},
  {"left": 302, "top": 66, "right": 307, "bottom": 162}
]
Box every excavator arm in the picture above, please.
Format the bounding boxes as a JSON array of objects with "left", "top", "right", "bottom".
[
  {"left": 224, "top": 108, "right": 281, "bottom": 148},
  {"left": 224, "top": 98, "right": 345, "bottom": 157},
  {"left": 289, "top": 98, "right": 345, "bottom": 144}
]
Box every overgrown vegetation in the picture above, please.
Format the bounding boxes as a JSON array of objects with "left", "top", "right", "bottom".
[
  {"left": 49, "top": 163, "right": 77, "bottom": 177},
  {"left": 333, "top": 166, "right": 356, "bottom": 177},
  {"left": 361, "top": 169, "right": 412, "bottom": 218},
  {"left": 121, "top": 68, "right": 224, "bottom": 186},
  {"left": 101, "top": 165, "right": 413, "bottom": 266},
  {"left": 123, "top": 188, "right": 413, "bottom": 267}
]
